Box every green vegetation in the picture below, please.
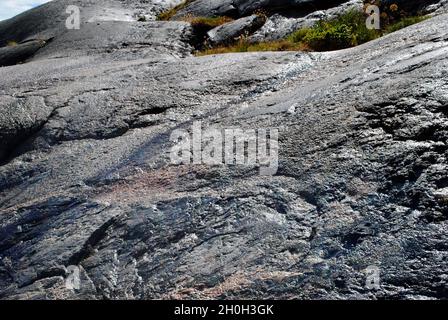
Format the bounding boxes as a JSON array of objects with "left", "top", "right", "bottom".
[
  {"left": 7, "top": 40, "right": 18, "bottom": 47},
  {"left": 384, "top": 15, "right": 429, "bottom": 34},
  {"left": 293, "top": 9, "right": 380, "bottom": 51},
  {"left": 196, "top": 10, "right": 378, "bottom": 55},
  {"left": 158, "top": 1, "right": 429, "bottom": 55},
  {"left": 197, "top": 6, "right": 428, "bottom": 56}
]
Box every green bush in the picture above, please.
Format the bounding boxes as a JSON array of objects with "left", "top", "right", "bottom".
[
  {"left": 294, "top": 10, "right": 379, "bottom": 51},
  {"left": 196, "top": 6, "right": 429, "bottom": 56},
  {"left": 287, "top": 28, "right": 312, "bottom": 43},
  {"left": 303, "top": 22, "right": 355, "bottom": 51}
]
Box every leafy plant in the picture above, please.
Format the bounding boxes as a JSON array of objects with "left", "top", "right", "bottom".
[{"left": 297, "top": 9, "right": 379, "bottom": 51}]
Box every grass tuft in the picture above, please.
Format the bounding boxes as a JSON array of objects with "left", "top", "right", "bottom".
[
  {"left": 294, "top": 9, "right": 381, "bottom": 51},
  {"left": 196, "top": 37, "right": 309, "bottom": 56},
  {"left": 384, "top": 15, "right": 429, "bottom": 34},
  {"left": 181, "top": 15, "right": 234, "bottom": 29}
]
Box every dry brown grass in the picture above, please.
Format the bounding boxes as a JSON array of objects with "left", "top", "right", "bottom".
[
  {"left": 196, "top": 37, "right": 310, "bottom": 56},
  {"left": 157, "top": 0, "right": 196, "bottom": 21},
  {"left": 180, "top": 15, "right": 234, "bottom": 28}
]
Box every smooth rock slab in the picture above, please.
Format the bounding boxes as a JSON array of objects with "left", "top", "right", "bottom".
[
  {"left": 0, "top": 95, "right": 52, "bottom": 162},
  {"left": 207, "top": 14, "right": 267, "bottom": 45},
  {"left": 176, "top": 0, "right": 355, "bottom": 17},
  {"left": 0, "top": 40, "right": 46, "bottom": 67},
  {"left": 0, "top": 0, "right": 448, "bottom": 301}
]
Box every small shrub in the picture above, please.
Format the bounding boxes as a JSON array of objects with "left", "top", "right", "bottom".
[
  {"left": 303, "top": 22, "right": 355, "bottom": 51},
  {"left": 300, "top": 10, "right": 380, "bottom": 51},
  {"left": 196, "top": 5, "right": 428, "bottom": 56},
  {"left": 389, "top": 4, "right": 399, "bottom": 12},
  {"left": 287, "top": 28, "right": 312, "bottom": 43},
  {"left": 7, "top": 40, "right": 18, "bottom": 47}
]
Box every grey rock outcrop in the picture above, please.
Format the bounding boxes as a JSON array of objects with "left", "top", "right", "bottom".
[
  {"left": 174, "top": 0, "right": 448, "bottom": 43},
  {"left": 249, "top": 0, "right": 363, "bottom": 42},
  {"left": 0, "top": 40, "right": 46, "bottom": 67},
  {"left": 174, "top": 0, "right": 238, "bottom": 18},
  {"left": 175, "top": 0, "right": 356, "bottom": 18},
  {"left": 207, "top": 14, "right": 267, "bottom": 45},
  {"left": 0, "top": 0, "right": 448, "bottom": 300},
  {"left": 384, "top": 0, "right": 444, "bottom": 13}
]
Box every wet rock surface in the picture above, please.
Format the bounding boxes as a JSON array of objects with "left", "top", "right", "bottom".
[{"left": 0, "top": 0, "right": 447, "bottom": 300}]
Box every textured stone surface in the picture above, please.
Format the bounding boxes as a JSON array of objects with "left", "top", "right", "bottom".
[
  {"left": 207, "top": 14, "right": 267, "bottom": 45},
  {"left": 0, "top": 0, "right": 448, "bottom": 300},
  {"left": 176, "top": 0, "right": 355, "bottom": 18},
  {"left": 174, "top": 0, "right": 237, "bottom": 18},
  {"left": 174, "top": 0, "right": 448, "bottom": 42},
  {"left": 249, "top": 0, "right": 363, "bottom": 42},
  {"left": 0, "top": 40, "right": 46, "bottom": 67},
  {"left": 385, "top": 0, "right": 443, "bottom": 13}
]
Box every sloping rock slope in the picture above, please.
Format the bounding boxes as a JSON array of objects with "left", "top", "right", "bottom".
[{"left": 0, "top": 0, "right": 447, "bottom": 299}]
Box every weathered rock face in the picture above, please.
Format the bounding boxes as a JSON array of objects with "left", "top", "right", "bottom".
[
  {"left": 175, "top": 0, "right": 446, "bottom": 18},
  {"left": 174, "top": 0, "right": 448, "bottom": 43},
  {"left": 174, "top": 0, "right": 238, "bottom": 18},
  {"left": 382, "top": 0, "right": 443, "bottom": 14},
  {"left": 0, "top": 40, "right": 46, "bottom": 67},
  {"left": 233, "top": 0, "right": 352, "bottom": 16},
  {"left": 0, "top": 0, "right": 186, "bottom": 46},
  {"left": 0, "top": 0, "right": 448, "bottom": 300},
  {"left": 249, "top": 0, "right": 363, "bottom": 42},
  {"left": 176, "top": 0, "right": 354, "bottom": 18},
  {"left": 207, "top": 14, "right": 267, "bottom": 45},
  {"left": 427, "top": 0, "right": 448, "bottom": 13}
]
